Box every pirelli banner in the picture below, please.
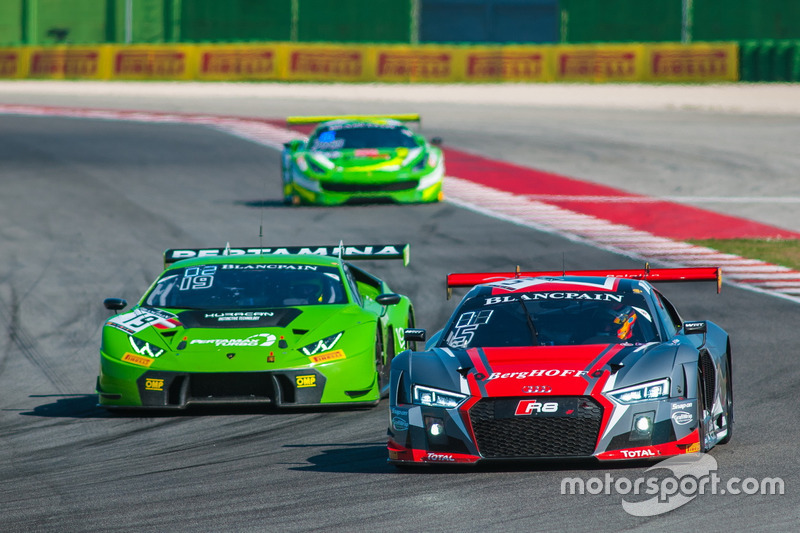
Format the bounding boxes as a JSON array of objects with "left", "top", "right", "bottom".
[{"left": 0, "top": 42, "right": 738, "bottom": 83}]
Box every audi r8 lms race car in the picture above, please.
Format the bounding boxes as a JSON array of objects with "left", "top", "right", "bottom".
[
  {"left": 281, "top": 114, "right": 444, "bottom": 206},
  {"left": 96, "top": 244, "right": 414, "bottom": 410},
  {"left": 387, "top": 266, "right": 733, "bottom": 465}
]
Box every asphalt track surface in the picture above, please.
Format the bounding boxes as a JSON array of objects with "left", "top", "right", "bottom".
[{"left": 1, "top": 83, "right": 799, "bottom": 532}]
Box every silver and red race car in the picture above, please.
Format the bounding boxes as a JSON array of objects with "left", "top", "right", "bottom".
[{"left": 387, "top": 266, "right": 733, "bottom": 465}]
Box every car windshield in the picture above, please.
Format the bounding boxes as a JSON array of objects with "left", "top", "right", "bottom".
[
  {"left": 440, "top": 291, "right": 660, "bottom": 348},
  {"left": 309, "top": 124, "right": 419, "bottom": 150},
  {"left": 143, "top": 264, "right": 348, "bottom": 310}
]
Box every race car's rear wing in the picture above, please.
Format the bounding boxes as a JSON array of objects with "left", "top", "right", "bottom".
[
  {"left": 446, "top": 266, "right": 722, "bottom": 299},
  {"left": 164, "top": 244, "right": 410, "bottom": 267},
  {"left": 286, "top": 114, "right": 421, "bottom": 125}
]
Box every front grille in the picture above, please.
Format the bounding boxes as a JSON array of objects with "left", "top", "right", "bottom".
[
  {"left": 320, "top": 180, "right": 418, "bottom": 193},
  {"left": 469, "top": 397, "right": 603, "bottom": 458},
  {"left": 187, "top": 372, "right": 275, "bottom": 403}
]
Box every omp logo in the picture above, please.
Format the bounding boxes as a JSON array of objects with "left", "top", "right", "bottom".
[
  {"left": 515, "top": 399, "right": 558, "bottom": 415},
  {"left": 145, "top": 378, "right": 164, "bottom": 391},
  {"left": 201, "top": 50, "right": 275, "bottom": 75},
  {"left": 114, "top": 51, "right": 186, "bottom": 76},
  {"left": 30, "top": 50, "right": 99, "bottom": 77},
  {"left": 466, "top": 53, "right": 544, "bottom": 79},
  {"left": 296, "top": 375, "right": 316, "bottom": 388},
  {"left": 652, "top": 50, "right": 729, "bottom": 77},
  {"left": 377, "top": 52, "right": 451, "bottom": 79},
  {"left": 559, "top": 52, "right": 636, "bottom": 77},
  {"left": 289, "top": 51, "right": 362, "bottom": 77}
]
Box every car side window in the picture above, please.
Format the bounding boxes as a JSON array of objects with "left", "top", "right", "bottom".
[{"left": 653, "top": 290, "right": 682, "bottom": 336}]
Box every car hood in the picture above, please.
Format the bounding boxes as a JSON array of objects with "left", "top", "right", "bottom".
[
  {"left": 307, "top": 147, "right": 422, "bottom": 172},
  {"left": 411, "top": 343, "right": 674, "bottom": 397}
]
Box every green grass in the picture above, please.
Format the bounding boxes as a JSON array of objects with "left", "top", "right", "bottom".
[{"left": 688, "top": 238, "right": 800, "bottom": 271}]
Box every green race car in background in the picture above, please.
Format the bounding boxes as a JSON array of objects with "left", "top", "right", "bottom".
[
  {"left": 281, "top": 114, "right": 444, "bottom": 206},
  {"left": 96, "top": 244, "right": 414, "bottom": 410}
]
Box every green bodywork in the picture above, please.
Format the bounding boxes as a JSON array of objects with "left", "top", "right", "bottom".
[
  {"left": 281, "top": 116, "right": 444, "bottom": 206},
  {"left": 97, "top": 249, "right": 413, "bottom": 409}
]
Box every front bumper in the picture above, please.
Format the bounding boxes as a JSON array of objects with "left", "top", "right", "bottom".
[{"left": 387, "top": 396, "right": 703, "bottom": 465}]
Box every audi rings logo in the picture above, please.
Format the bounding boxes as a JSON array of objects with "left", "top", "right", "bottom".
[{"left": 522, "top": 385, "right": 552, "bottom": 394}]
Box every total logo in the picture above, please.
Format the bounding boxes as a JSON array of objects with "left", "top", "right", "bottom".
[
  {"left": 621, "top": 449, "right": 657, "bottom": 458},
  {"left": 425, "top": 453, "right": 455, "bottom": 462}
]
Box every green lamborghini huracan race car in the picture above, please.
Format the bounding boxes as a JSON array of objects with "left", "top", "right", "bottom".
[
  {"left": 96, "top": 244, "right": 414, "bottom": 410},
  {"left": 281, "top": 114, "right": 444, "bottom": 206}
]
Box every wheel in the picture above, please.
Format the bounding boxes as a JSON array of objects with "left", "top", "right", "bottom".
[
  {"left": 696, "top": 368, "right": 709, "bottom": 453},
  {"left": 718, "top": 353, "right": 734, "bottom": 445},
  {"left": 375, "top": 330, "right": 389, "bottom": 394}
]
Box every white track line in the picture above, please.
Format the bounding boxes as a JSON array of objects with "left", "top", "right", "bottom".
[{"left": 3, "top": 103, "right": 799, "bottom": 304}]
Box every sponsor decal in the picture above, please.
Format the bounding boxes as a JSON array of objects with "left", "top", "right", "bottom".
[
  {"left": 424, "top": 453, "right": 455, "bottom": 462},
  {"left": 114, "top": 50, "right": 186, "bottom": 77},
  {"left": 145, "top": 378, "right": 164, "bottom": 391},
  {"left": 621, "top": 449, "right": 657, "bottom": 458},
  {"left": 652, "top": 50, "right": 729, "bottom": 78},
  {"left": 204, "top": 311, "right": 275, "bottom": 321},
  {"left": 487, "top": 369, "right": 588, "bottom": 380},
  {"left": 392, "top": 416, "right": 409, "bottom": 431},
  {"left": 106, "top": 308, "right": 181, "bottom": 334},
  {"left": 167, "top": 245, "right": 403, "bottom": 261},
  {"left": 296, "top": 374, "right": 316, "bottom": 388},
  {"left": 485, "top": 292, "right": 623, "bottom": 305},
  {"left": 672, "top": 411, "right": 693, "bottom": 426},
  {"left": 0, "top": 51, "right": 21, "bottom": 77},
  {"left": 200, "top": 50, "right": 275, "bottom": 76},
  {"left": 220, "top": 264, "right": 318, "bottom": 270},
  {"left": 558, "top": 51, "right": 637, "bottom": 79},
  {"left": 515, "top": 399, "right": 559, "bottom": 415},
  {"left": 29, "top": 49, "right": 100, "bottom": 77},
  {"left": 522, "top": 385, "right": 552, "bottom": 394},
  {"left": 122, "top": 353, "right": 155, "bottom": 367},
  {"left": 685, "top": 442, "right": 701, "bottom": 454},
  {"left": 289, "top": 50, "right": 363, "bottom": 77},
  {"left": 190, "top": 333, "right": 276, "bottom": 347},
  {"left": 465, "top": 52, "right": 544, "bottom": 80},
  {"left": 308, "top": 349, "right": 346, "bottom": 364},
  {"left": 672, "top": 401, "right": 693, "bottom": 411},
  {"left": 377, "top": 51, "right": 451, "bottom": 80}
]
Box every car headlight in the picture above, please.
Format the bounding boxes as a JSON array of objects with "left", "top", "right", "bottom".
[
  {"left": 128, "top": 336, "right": 165, "bottom": 358},
  {"left": 609, "top": 378, "right": 670, "bottom": 404},
  {"left": 300, "top": 332, "right": 343, "bottom": 356},
  {"left": 412, "top": 152, "right": 429, "bottom": 171},
  {"left": 413, "top": 385, "right": 467, "bottom": 408}
]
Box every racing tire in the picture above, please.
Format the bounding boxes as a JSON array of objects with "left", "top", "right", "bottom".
[
  {"left": 718, "top": 353, "right": 734, "bottom": 445},
  {"left": 696, "top": 368, "right": 709, "bottom": 453},
  {"left": 375, "top": 330, "right": 389, "bottom": 395}
]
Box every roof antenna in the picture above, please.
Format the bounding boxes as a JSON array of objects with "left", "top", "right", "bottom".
[
  {"left": 515, "top": 265, "right": 521, "bottom": 279},
  {"left": 562, "top": 253, "right": 566, "bottom": 276},
  {"left": 223, "top": 242, "right": 231, "bottom": 256},
  {"left": 337, "top": 240, "right": 344, "bottom": 263}
]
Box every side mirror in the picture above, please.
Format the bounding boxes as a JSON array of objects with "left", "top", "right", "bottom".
[
  {"left": 683, "top": 320, "right": 707, "bottom": 349},
  {"left": 375, "top": 293, "right": 401, "bottom": 306},
  {"left": 104, "top": 298, "right": 127, "bottom": 311},
  {"left": 429, "top": 137, "right": 443, "bottom": 146},
  {"left": 283, "top": 139, "right": 304, "bottom": 151},
  {"left": 683, "top": 321, "right": 707, "bottom": 335},
  {"left": 404, "top": 328, "right": 426, "bottom": 342}
]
